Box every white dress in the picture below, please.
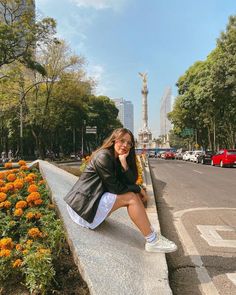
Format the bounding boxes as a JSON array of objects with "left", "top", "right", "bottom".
[{"left": 67, "top": 192, "right": 117, "bottom": 229}]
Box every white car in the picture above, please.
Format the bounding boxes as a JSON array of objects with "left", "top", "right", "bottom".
[
  {"left": 189, "top": 150, "right": 204, "bottom": 162},
  {"left": 183, "top": 151, "right": 193, "bottom": 161}
]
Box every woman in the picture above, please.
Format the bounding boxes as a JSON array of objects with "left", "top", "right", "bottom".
[{"left": 64, "top": 128, "right": 177, "bottom": 253}]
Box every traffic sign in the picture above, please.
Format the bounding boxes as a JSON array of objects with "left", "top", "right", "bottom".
[{"left": 86, "top": 126, "right": 97, "bottom": 134}]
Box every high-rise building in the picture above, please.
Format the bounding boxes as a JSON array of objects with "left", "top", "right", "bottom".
[
  {"left": 112, "top": 98, "right": 134, "bottom": 133},
  {"left": 160, "top": 87, "right": 172, "bottom": 137}
]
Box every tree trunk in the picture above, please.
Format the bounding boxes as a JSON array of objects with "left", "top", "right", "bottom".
[{"left": 31, "top": 128, "right": 44, "bottom": 159}]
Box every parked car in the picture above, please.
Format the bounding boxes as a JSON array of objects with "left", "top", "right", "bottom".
[
  {"left": 161, "top": 151, "right": 175, "bottom": 160},
  {"left": 182, "top": 151, "right": 193, "bottom": 161},
  {"left": 189, "top": 150, "right": 204, "bottom": 162},
  {"left": 211, "top": 149, "right": 236, "bottom": 167},
  {"left": 175, "top": 151, "right": 183, "bottom": 160},
  {"left": 197, "top": 150, "right": 214, "bottom": 164},
  {"left": 148, "top": 151, "right": 157, "bottom": 158},
  {"left": 157, "top": 151, "right": 166, "bottom": 158}
]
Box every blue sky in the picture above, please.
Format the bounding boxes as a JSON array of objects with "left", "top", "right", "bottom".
[{"left": 36, "top": 0, "right": 236, "bottom": 138}]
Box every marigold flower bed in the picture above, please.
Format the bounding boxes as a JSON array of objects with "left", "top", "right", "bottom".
[{"left": 0, "top": 161, "right": 67, "bottom": 294}]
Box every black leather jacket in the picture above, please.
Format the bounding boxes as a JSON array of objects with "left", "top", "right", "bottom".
[{"left": 64, "top": 148, "right": 141, "bottom": 223}]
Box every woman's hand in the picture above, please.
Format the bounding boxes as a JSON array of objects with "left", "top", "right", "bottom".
[
  {"left": 139, "top": 188, "right": 148, "bottom": 204},
  {"left": 118, "top": 151, "right": 129, "bottom": 171}
]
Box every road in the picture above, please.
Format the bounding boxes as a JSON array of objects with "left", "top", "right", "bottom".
[{"left": 149, "top": 158, "right": 236, "bottom": 295}]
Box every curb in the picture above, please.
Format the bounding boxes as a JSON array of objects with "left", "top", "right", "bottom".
[{"left": 29, "top": 159, "right": 173, "bottom": 295}]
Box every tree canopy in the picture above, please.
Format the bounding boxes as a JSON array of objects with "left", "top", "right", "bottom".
[{"left": 169, "top": 15, "right": 236, "bottom": 150}]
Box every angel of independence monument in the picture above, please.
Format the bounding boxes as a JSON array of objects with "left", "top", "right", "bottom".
[{"left": 137, "top": 72, "right": 152, "bottom": 149}]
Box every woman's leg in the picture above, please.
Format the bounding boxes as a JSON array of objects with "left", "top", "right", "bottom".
[
  {"left": 109, "top": 192, "right": 152, "bottom": 236},
  {"left": 109, "top": 192, "right": 178, "bottom": 253}
]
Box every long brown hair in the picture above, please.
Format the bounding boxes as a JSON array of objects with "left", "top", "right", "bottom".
[{"left": 91, "top": 128, "right": 138, "bottom": 180}]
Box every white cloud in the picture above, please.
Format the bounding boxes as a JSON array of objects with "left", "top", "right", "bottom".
[
  {"left": 87, "top": 64, "right": 114, "bottom": 96},
  {"left": 70, "top": 0, "right": 127, "bottom": 11}
]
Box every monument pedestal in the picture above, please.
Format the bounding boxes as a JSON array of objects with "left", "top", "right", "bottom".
[{"left": 138, "top": 127, "right": 152, "bottom": 149}]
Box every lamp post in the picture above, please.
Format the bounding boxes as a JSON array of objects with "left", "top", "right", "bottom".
[
  {"left": 81, "top": 120, "right": 86, "bottom": 157},
  {"left": 19, "top": 79, "right": 25, "bottom": 159}
]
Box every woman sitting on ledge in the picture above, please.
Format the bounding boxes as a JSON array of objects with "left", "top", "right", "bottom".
[{"left": 64, "top": 128, "right": 177, "bottom": 253}]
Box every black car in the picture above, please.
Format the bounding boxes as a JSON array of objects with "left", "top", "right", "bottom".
[{"left": 197, "top": 151, "right": 214, "bottom": 164}]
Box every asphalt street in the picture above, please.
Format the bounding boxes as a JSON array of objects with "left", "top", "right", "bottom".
[{"left": 149, "top": 158, "right": 236, "bottom": 295}]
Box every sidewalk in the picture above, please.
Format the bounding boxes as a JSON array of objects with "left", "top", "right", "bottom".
[{"left": 30, "top": 159, "right": 173, "bottom": 295}]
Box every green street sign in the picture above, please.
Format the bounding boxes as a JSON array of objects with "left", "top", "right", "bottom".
[{"left": 181, "top": 128, "right": 194, "bottom": 136}]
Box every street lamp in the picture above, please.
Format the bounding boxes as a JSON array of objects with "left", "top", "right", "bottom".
[{"left": 81, "top": 120, "right": 86, "bottom": 156}]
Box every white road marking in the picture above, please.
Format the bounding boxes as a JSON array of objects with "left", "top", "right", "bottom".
[
  {"left": 193, "top": 170, "right": 203, "bottom": 174},
  {"left": 174, "top": 207, "right": 236, "bottom": 295},
  {"left": 197, "top": 225, "right": 236, "bottom": 248},
  {"left": 227, "top": 273, "right": 236, "bottom": 286}
]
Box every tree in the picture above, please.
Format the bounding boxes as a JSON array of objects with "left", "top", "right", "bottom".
[
  {"left": 24, "top": 40, "right": 87, "bottom": 158},
  {"left": 170, "top": 15, "right": 236, "bottom": 150},
  {"left": 0, "top": 0, "right": 56, "bottom": 73}
]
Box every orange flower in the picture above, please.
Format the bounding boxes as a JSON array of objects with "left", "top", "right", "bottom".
[
  {"left": 34, "top": 198, "right": 43, "bottom": 206},
  {"left": 26, "top": 239, "right": 33, "bottom": 246},
  {"left": 26, "top": 192, "right": 40, "bottom": 202},
  {"left": 0, "top": 249, "right": 11, "bottom": 257},
  {"left": 20, "top": 165, "right": 28, "bottom": 171},
  {"left": 0, "top": 237, "right": 14, "bottom": 250},
  {"left": 35, "top": 212, "right": 42, "bottom": 219},
  {"left": 28, "top": 173, "right": 37, "bottom": 180},
  {"left": 0, "top": 192, "right": 7, "bottom": 202},
  {"left": 0, "top": 172, "right": 6, "bottom": 179},
  {"left": 38, "top": 248, "right": 51, "bottom": 254},
  {"left": 18, "top": 160, "right": 26, "bottom": 166},
  {"left": 26, "top": 212, "right": 42, "bottom": 219},
  {"left": 18, "top": 171, "right": 26, "bottom": 178},
  {"left": 0, "top": 179, "right": 5, "bottom": 187},
  {"left": 28, "top": 227, "right": 43, "bottom": 238},
  {"left": 15, "top": 200, "right": 27, "bottom": 209},
  {"left": 0, "top": 186, "right": 7, "bottom": 193},
  {"left": 13, "top": 179, "right": 24, "bottom": 190},
  {"left": 7, "top": 173, "right": 16, "bottom": 182},
  {"left": 5, "top": 182, "right": 14, "bottom": 191},
  {"left": 4, "top": 162, "right": 12, "bottom": 169},
  {"left": 27, "top": 184, "right": 38, "bottom": 193},
  {"left": 12, "top": 259, "right": 23, "bottom": 268},
  {"left": 14, "top": 208, "right": 23, "bottom": 216},
  {"left": 24, "top": 176, "right": 33, "bottom": 183},
  {"left": 38, "top": 179, "right": 45, "bottom": 185},
  {"left": 15, "top": 244, "right": 23, "bottom": 251},
  {"left": 22, "top": 249, "right": 28, "bottom": 255},
  {"left": 26, "top": 212, "right": 35, "bottom": 219},
  {"left": 3, "top": 200, "right": 11, "bottom": 209}
]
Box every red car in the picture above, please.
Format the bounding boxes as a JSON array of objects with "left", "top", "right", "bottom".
[
  {"left": 161, "top": 151, "right": 175, "bottom": 160},
  {"left": 211, "top": 149, "right": 236, "bottom": 167}
]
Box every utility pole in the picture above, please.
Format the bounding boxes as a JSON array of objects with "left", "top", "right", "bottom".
[
  {"left": 82, "top": 120, "right": 86, "bottom": 157},
  {"left": 213, "top": 118, "right": 216, "bottom": 152},
  {"left": 19, "top": 81, "right": 24, "bottom": 159},
  {"left": 73, "top": 127, "right": 76, "bottom": 155}
]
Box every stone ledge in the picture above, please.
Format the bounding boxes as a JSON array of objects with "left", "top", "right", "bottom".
[{"left": 29, "top": 160, "right": 172, "bottom": 295}]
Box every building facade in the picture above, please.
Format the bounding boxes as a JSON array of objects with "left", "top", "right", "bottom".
[{"left": 112, "top": 98, "right": 134, "bottom": 133}]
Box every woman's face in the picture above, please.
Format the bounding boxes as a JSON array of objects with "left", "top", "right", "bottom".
[{"left": 114, "top": 132, "right": 133, "bottom": 157}]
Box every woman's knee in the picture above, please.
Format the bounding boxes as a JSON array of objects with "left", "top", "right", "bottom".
[{"left": 117, "top": 192, "right": 137, "bottom": 206}]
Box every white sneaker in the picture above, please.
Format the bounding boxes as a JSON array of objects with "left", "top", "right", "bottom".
[{"left": 145, "top": 234, "right": 177, "bottom": 253}]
